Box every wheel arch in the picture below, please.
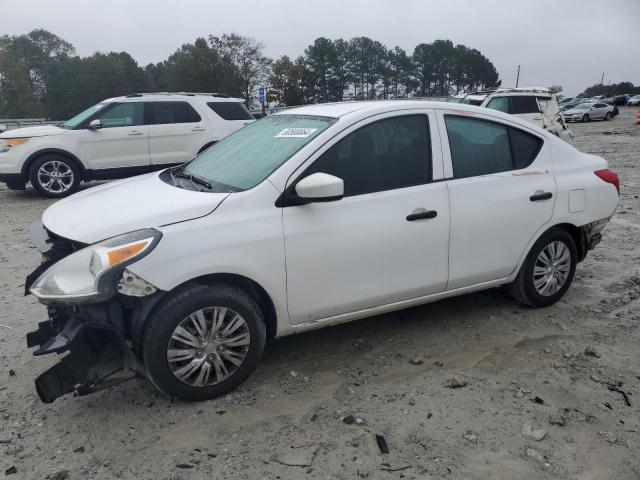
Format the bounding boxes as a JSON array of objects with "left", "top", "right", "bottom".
[
  {"left": 130, "top": 273, "right": 278, "bottom": 355},
  {"left": 22, "top": 148, "right": 87, "bottom": 180},
  {"left": 510, "top": 221, "right": 586, "bottom": 284}
]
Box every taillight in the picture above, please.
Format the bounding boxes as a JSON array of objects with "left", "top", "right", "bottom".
[{"left": 595, "top": 169, "right": 620, "bottom": 195}]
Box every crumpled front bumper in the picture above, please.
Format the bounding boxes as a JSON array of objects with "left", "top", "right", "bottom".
[
  {"left": 25, "top": 222, "right": 158, "bottom": 403},
  {"left": 26, "top": 304, "right": 139, "bottom": 403}
]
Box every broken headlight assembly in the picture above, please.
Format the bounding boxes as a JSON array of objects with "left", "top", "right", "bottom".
[{"left": 30, "top": 228, "right": 161, "bottom": 304}]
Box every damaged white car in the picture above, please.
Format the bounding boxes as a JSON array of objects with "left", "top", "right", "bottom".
[
  {"left": 25, "top": 101, "right": 619, "bottom": 403},
  {"left": 481, "top": 87, "right": 574, "bottom": 143}
]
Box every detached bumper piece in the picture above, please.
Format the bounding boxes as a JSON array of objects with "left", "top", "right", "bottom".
[{"left": 26, "top": 306, "right": 139, "bottom": 403}]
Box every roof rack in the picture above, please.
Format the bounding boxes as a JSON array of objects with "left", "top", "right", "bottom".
[{"left": 125, "top": 92, "right": 230, "bottom": 98}]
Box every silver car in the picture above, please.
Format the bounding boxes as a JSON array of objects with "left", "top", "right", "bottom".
[{"left": 563, "top": 102, "right": 615, "bottom": 123}]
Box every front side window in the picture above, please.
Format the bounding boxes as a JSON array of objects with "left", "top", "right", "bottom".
[
  {"left": 184, "top": 115, "right": 335, "bottom": 191},
  {"left": 62, "top": 102, "right": 108, "bottom": 129},
  {"left": 150, "top": 102, "right": 201, "bottom": 124},
  {"left": 303, "top": 115, "right": 431, "bottom": 197},
  {"left": 97, "top": 103, "right": 144, "bottom": 128},
  {"left": 445, "top": 115, "right": 543, "bottom": 178},
  {"left": 207, "top": 102, "right": 254, "bottom": 120},
  {"left": 486, "top": 96, "right": 508, "bottom": 113}
]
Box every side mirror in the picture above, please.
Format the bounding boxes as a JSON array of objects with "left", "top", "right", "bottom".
[
  {"left": 88, "top": 119, "right": 102, "bottom": 130},
  {"left": 294, "top": 172, "right": 344, "bottom": 203}
]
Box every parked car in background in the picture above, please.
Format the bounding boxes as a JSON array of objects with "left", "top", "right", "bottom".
[
  {"left": 560, "top": 97, "right": 590, "bottom": 111},
  {"left": 0, "top": 92, "right": 254, "bottom": 197},
  {"left": 0, "top": 124, "right": 7, "bottom": 133},
  {"left": 563, "top": 102, "right": 616, "bottom": 122},
  {"left": 24, "top": 100, "right": 619, "bottom": 403},
  {"left": 628, "top": 95, "right": 640, "bottom": 106},
  {"left": 481, "top": 87, "right": 573, "bottom": 143}
]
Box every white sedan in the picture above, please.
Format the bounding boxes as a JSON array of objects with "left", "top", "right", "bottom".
[{"left": 25, "top": 101, "right": 619, "bottom": 402}]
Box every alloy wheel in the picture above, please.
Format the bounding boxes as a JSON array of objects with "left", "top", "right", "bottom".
[
  {"left": 533, "top": 241, "right": 571, "bottom": 297},
  {"left": 37, "top": 160, "right": 74, "bottom": 194},
  {"left": 166, "top": 306, "right": 251, "bottom": 387}
]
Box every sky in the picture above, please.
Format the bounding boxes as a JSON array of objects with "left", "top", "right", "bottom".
[{"left": 2, "top": 0, "right": 639, "bottom": 96}]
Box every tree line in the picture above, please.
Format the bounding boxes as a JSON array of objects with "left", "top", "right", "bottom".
[
  {"left": 581, "top": 82, "right": 640, "bottom": 98},
  {"left": 0, "top": 29, "right": 501, "bottom": 120}
]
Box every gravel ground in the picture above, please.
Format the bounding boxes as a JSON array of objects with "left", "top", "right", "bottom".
[{"left": 1, "top": 107, "right": 639, "bottom": 479}]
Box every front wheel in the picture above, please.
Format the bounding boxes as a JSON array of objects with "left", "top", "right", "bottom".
[
  {"left": 605, "top": 112, "right": 612, "bottom": 121},
  {"left": 29, "top": 155, "right": 80, "bottom": 197},
  {"left": 507, "top": 228, "right": 577, "bottom": 307},
  {"left": 581, "top": 114, "right": 590, "bottom": 123},
  {"left": 142, "top": 283, "right": 266, "bottom": 401}
]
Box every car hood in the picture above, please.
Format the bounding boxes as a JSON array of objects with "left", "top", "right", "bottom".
[
  {"left": 42, "top": 172, "right": 229, "bottom": 244},
  {"left": 0, "top": 125, "right": 64, "bottom": 138}
]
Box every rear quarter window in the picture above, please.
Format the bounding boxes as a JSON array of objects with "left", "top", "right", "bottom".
[{"left": 207, "top": 102, "right": 254, "bottom": 120}]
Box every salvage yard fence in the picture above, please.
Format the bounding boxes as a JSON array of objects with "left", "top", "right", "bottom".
[{"left": 0, "top": 118, "right": 63, "bottom": 131}]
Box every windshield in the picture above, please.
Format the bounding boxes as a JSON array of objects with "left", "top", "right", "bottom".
[
  {"left": 62, "top": 102, "right": 108, "bottom": 129},
  {"left": 183, "top": 114, "right": 335, "bottom": 191}
]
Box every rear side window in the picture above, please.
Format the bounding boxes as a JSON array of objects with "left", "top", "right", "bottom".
[
  {"left": 445, "top": 115, "right": 542, "bottom": 178},
  {"left": 150, "top": 102, "right": 201, "bottom": 124},
  {"left": 304, "top": 115, "right": 431, "bottom": 197},
  {"left": 207, "top": 102, "right": 254, "bottom": 120},
  {"left": 509, "top": 96, "right": 540, "bottom": 114}
]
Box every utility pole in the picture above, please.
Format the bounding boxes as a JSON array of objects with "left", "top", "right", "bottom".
[
  {"left": 600, "top": 72, "right": 604, "bottom": 85},
  {"left": 516, "top": 65, "right": 520, "bottom": 88}
]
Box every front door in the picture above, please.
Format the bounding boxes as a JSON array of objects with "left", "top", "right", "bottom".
[
  {"left": 283, "top": 113, "right": 450, "bottom": 324},
  {"left": 82, "top": 102, "right": 149, "bottom": 169},
  {"left": 439, "top": 112, "right": 556, "bottom": 290}
]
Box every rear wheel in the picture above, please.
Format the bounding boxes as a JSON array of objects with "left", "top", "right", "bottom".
[
  {"left": 29, "top": 154, "right": 80, "bottom": 197},
  {"left": 581, "top": 114, "right": 590, "bottom": 123},
  {"left": 507, "top": 228, "right": 577, "bottom": 307},
  {"left": 142, "top": 283, "right": 266, "bottom": 401}
]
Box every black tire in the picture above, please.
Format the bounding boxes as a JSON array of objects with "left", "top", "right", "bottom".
[
  {"left": 605, "top": 112, "right": 612, "bottom": 121},
  {"left": 506, "top": 228, "right": 577, "bottom": 307},
  {"left": 141, "top": 283, "right": 266, "bottom": 401},
  {"left": 28, "top": 154, "right": 81, "bottom": 198},
  {"left": 581, "top": 114, "right": 589, "bottom": 123}
]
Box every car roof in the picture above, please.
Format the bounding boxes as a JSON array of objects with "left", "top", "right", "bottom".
[
  {"left": 104, "top": 93, "right": 245, "bottom": 103},
  {"left": 271, "top": 100, "right": 546, "bottom": 129}
]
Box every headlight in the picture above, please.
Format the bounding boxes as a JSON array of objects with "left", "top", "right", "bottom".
[
  {"left": 0, "top": 137, "right": 30, "bottom": 153},
  {"left": 30, "top": 229, "right": 161, "bottom": 304}
]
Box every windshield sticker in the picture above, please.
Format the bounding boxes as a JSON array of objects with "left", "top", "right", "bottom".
[{"left": 276, "top": 127, "right": 318, "bottom": 138}]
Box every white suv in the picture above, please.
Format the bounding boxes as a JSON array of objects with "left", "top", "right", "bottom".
[
  {"left": 24, "top": 101, "right": 619, "bottom": 403},
  {"left": 481, "top": 87, "right": 573, "bottom": 143},
  {"left": 0, "top": 93, "right": 254, "bottom": 197}
]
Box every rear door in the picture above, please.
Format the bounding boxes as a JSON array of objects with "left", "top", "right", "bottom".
[
  {"left": 82, "top": 102, "right": 149, "bottom": 169},
  {"left": 283, "top": 112, "right": 450, "bottom": 324},
  {"left": 509, "top": 96, "right": 544, "bottom": 127},
  {"left": 438, "top": 111, "right": 555, "bottom": 290},
  {"left": 592, "top": 103, "right": 608, "bottom": 119},
  {"left": 148, "top": 101, "right": 211, "bottom": 165}
]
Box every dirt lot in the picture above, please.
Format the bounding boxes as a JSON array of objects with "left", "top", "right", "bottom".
[{"left": 1, "top": 107, "right": 639, "bottom": 480}]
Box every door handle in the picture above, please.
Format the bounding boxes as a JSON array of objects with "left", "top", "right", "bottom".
[
  {"left": 191, "top": 127, "right": 206, "bottom": 132},
  {"left": 530, "top": 191, "right": 553, "bottom": 201},
  {"left": 128, "top": 130, "right": 143, "bottom": 136},
  {"left": 406, "top": 209, "right": 437, "bottom": 221}
]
